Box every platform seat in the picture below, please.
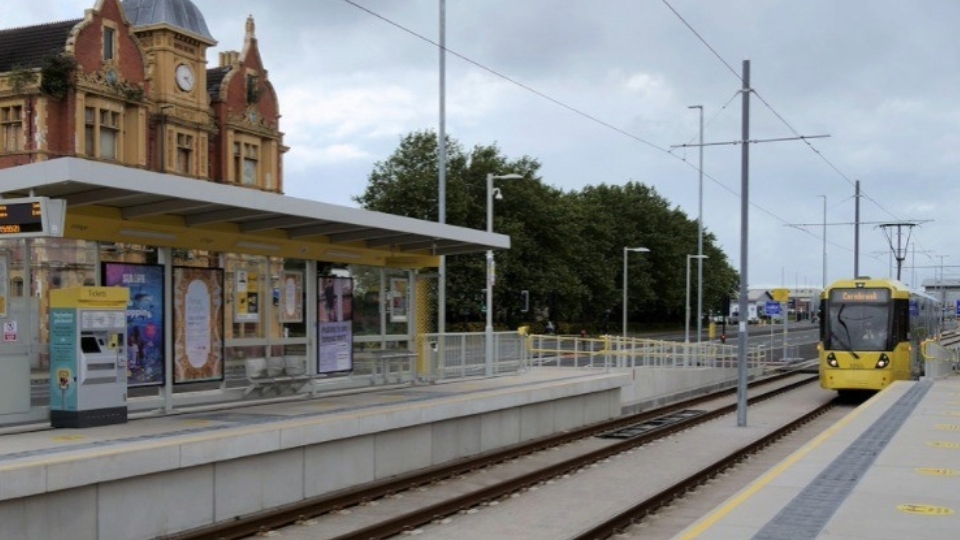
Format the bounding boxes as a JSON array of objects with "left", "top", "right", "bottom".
[{"left": 243, "top": 357, "right": 312, "bottom": 397}]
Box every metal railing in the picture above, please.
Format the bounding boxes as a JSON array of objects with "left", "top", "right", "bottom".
[
  {"left": 417, "top": 331, "right": 529, "bottom": 381},
  {"left": 921, "top": 334, "right": 960, "bottom": 378},
  {"left": 525, "top": 334, "right": 768, "bottom": 370},
  {"left": 415, "top": 330, "right": 777, "bottom": 383}
]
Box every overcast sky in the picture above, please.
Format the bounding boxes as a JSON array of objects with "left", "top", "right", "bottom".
[{"left": 4, "top": 0, "right": 959, "bottom": 291}]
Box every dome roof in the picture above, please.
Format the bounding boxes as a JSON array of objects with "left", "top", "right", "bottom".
[{"left": 121, "top": 0, "right": 215, "bottom": 42}]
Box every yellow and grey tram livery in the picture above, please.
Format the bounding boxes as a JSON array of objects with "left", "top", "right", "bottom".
[{"left": 819, "top": 277, "right": 939, "bottom": 393}]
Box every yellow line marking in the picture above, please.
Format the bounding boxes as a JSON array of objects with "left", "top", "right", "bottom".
[
  {"left": 897, "top": 504, "right": 955, "bottom": 515},
  {"left": 915, "top": 467, "right": 960, "bottom": 476},
  {"left": 928, "top": 441, "right": 960, "bottom": 449},
  {"left": 51, "top": 435, "right": 86, "bottom": 442},
  {"left": 676, "top": 388, "right": 892, "bottom": 539}
]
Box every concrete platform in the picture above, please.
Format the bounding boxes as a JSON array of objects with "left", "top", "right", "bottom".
[
  {"left": 674, "top": 376, "right": 960, "bottom": 540},
  {"left": 0, "top": 368, "right": 627, "bottom": 540}
]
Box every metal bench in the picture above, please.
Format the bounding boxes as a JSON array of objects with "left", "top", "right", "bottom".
[
  {"left": 363, "top": 349, "right": 417, "bottom": 384},
  {"left": 243, "top": 356, "right": 312, "bottom": 397}
]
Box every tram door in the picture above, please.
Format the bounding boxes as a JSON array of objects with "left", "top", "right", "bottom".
[{"left": 0, "top": 295, "right": 40, "bottom": 416}]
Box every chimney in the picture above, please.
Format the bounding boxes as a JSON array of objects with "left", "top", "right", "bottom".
[{"left": 219, "top": 51, "right": 240, "bottom": 67}]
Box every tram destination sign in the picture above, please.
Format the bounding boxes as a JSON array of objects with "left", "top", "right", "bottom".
[
  {"left": 830, "top": 288, "right": 890, "bottom": 303},
  {"left": 0, "top": 197, "right": 65, "bottom": 238}
]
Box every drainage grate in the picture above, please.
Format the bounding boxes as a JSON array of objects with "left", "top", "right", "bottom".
[{"left": 598, "top": 410, "right": 706, "bottom": 439}]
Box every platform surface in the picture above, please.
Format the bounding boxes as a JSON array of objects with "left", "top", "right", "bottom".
[
  {"left": 0, "top": 368, "right": 627, "bottom": 503},
  {"left": 675, "top": 377, "right": 960, "bottom": 540}
]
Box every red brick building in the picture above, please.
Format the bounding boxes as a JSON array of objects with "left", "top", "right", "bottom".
[{"left": 0, "top": 0, "right": 285, "bottom": 191}]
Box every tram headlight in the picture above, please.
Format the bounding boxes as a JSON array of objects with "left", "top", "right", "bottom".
[
  {"left": 875, "top": 354, "right": 890, "bottom": 369},
  {"left": 827, "top": 352, "right": 839, "bottom": 368}
]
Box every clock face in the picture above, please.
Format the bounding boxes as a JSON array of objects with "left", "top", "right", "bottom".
[{"left": 175, "top": 64, "right": 195, "bottom": 91}]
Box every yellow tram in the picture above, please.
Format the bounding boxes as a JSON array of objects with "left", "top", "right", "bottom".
[{"left": 818, "top": 277, "right": 939, "bottom": 393}]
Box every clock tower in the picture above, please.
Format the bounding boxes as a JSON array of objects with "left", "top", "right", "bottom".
[{"left": 121, "top": 0, "right": 217, "bottom": 177}]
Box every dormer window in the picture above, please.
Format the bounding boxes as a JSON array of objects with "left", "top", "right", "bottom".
[
  {"left": 246, "top": 75, "right": 260, "bottom": 104},
  {"left": 103, "top": 26, "right": 116, "bottom": 61}
]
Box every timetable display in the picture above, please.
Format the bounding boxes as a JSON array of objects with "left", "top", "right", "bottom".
[{"left": 0, "top": 197, "right": 65, "bottom": 238}]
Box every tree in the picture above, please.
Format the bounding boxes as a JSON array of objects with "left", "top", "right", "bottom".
[{"left": 355, "top": 130, "right": 740, "bottom": 333}]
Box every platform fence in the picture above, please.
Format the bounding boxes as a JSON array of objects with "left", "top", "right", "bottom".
[
  {"left": 417, "top": 331, "right": 529, "bottom": 381},
  {"left": 524, "top": 334, "right": 769, "bottom": 370}
]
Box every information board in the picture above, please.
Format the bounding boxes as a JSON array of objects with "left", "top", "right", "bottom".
[{"left": 0, "top": 197, "right": 65, "bottom": 238}]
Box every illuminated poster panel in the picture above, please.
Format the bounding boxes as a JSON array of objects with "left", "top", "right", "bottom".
[
  {"left": 173, "top": 267, "right": 224, "bottom": 383},
  {"left": 234, "top": 270, "right": 260, "bottom": 322},
  {"left": 318, "top": 276, "right": 353, "bottom": 374},
  {"left": 279, "top": 271, "right": 303, "bottom": 323},
  {"left": 102, "top": 262, "right": 165, "bottom": 387},
  {"left": 390, "top": 277, "right": 408, "bottom": 323}
]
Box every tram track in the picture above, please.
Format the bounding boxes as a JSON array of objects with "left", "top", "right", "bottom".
[
  {"left": 569, "top": 398, "right": 837, "bottom": 540},
  {"left": 167, "top": 371, "right": 819, "bottom": 540}
]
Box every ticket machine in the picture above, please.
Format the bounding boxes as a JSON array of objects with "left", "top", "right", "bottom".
[{"left": 49, "top": 286, "right": 129, "bottom": 428}]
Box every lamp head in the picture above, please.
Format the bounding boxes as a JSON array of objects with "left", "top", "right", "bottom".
[{"left": 493, "top": 187, "right": 503, "bottom": 200}]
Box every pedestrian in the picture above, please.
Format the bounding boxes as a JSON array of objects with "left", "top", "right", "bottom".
[{"left": 545, "top": 320, "right": 555, "bottom": 335}]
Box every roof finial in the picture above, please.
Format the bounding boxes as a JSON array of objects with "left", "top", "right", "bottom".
[{"left": 245, "top": 15, "right": 255, "bottom": 38}]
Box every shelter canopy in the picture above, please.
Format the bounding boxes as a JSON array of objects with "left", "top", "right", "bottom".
[{"left": 0, "top": 158, "right": 509, "bottom": 268}]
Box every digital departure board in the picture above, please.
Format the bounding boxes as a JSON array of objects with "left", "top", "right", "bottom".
[{"left": 0, "top": 197, "right": 65, "bottom": 238}]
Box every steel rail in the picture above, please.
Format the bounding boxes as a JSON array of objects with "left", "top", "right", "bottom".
[
  {"left": 569, "top": 399, "right": 837, "bottom": 540},
  {"left": 166, "top": 371, "right": 816, "bottom": 540}
]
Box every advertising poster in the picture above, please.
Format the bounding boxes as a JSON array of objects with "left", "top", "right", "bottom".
[
  {"left": 102, "top": 262, "right": 165, "bottom": 387},
  {"left": 389, "top": 277, "right": 408, "bottom": 323},
  {"left": 318, "top": 276, "right": 353, "bottom": 374},
  {"left": 173, "top": 267, "right": 224, "bottom": 384},
  {"left": 49, "top": 308, "right": 78, "bottom": 411},
  {"left": 234, "top": 269, "right": 260, "bottom": 322},
  {"left": 279, "top": 271, "right": 303, "bottom": 323},
  {"left": 0, "top": 254, "right": 7, "bottom": 318}
]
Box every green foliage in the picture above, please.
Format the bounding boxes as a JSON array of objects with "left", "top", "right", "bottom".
[
  {"left": 8, "top": 66, "right": 38, "bottom": 93},
  {"left": 39, "top": 54, "right": 77, "bottom": 100},
  {"left": 111, "top": 80, "right": 144, "bottom": 102},
  {"left": 355, "top": 130, "right": 740, "bottom": 332}
]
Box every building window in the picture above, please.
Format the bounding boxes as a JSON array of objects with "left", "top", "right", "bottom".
[
  {"left": 176, "top": 133, "right": 193, "bottom": 174},
  {"left": 84, "top": 106, "right": 120, "bottom": 160},
  {"left": 1, "top": 105, "right": 23, "bottom": 152},
  {"left": 103, "top": 27, "right": 115, "bottom": 61},
  {"left": 234, "top": 141, "right": 259, "bottom": 185}
]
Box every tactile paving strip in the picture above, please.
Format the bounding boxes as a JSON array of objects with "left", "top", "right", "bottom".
[{"left": 752, "top": 381, "right": 932, "bottom": 540}]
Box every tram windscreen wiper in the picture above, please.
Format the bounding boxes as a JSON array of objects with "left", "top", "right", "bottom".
[{"left": 833, "top": 305, "right": 859, "bottom": 359}]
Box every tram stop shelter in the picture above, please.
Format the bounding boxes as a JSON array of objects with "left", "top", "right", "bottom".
[{"left": 0, "top": 158, "right": 509, "bottom": 427}]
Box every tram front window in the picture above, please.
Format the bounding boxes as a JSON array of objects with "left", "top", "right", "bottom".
[{"left": 826, "top": 303, "right": 891, "bottom": 352}]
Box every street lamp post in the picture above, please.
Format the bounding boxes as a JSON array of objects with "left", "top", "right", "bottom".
[
  {"left": 818, "top": 195, "right": 827, "bottom": 289},
  {"left": 686, "top": 254, "right": 708, "bottom": 365},
  {"left": 485, "top": 172, "right": 523, "bottom": 377},
  {"left": 689, "top": 105, "right": 705, "bottom": 346},
  {"left": 622, "top": 247, "right": 651, "bottom": 336}
]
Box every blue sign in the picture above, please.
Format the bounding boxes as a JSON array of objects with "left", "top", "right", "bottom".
[
  {"left": 955, "top": 300, "right": 960, "bottom": 316},
  {"left": 909, "top": 300, "right": 918, "bottom": 317},
  {"left": 764, "top": 301, "right": 781, "bottom": 316}
]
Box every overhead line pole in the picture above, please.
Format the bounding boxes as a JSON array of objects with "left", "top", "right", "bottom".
[
  {"left": 436, "top": 0, "right": 447, "bottom": 373},
  {"left": 675, "top": 61, "right": 827, "bottom": 427},
  {"left": 854, "top": 180, "right": 861, "bottom": 276}
]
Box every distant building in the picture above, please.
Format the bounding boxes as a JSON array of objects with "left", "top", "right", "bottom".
[
  {"left": 728, "top": 287, "right": 820, "bottom": 323},
  {"left": 921, "top": 279, "right": 960, "bottom": 312}
]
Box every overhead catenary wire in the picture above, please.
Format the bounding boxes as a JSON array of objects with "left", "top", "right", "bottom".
[
  {"left": 659, "top": 0, "right": 947, "bottom": 270},
  {"left": 340, "top": 0, "right": 839, "bottom": 249}
]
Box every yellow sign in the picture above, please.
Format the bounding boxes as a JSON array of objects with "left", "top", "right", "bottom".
[{"left": 771, "top": 288, "right": 790, "bottom": 302}]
